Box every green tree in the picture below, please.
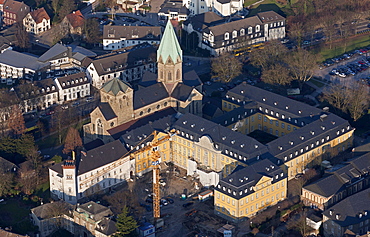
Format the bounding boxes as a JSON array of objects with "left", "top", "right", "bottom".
[
  {"left": 211, "top": 53, "right": 242, "bottom": 83},
  {"left": 114, "top": 206, "right": 138, "bottom": 237}
]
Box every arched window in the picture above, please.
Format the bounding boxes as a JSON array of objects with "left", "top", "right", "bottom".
[
  {"left": 256, "top": 25, "right": 260, "bottom": 32},
  {"left": 240, "top": 29, "right": 245, "bottom": 36},
  {"left": 176, "top": 69, "right": 180, "bottom": 80},
  {"left": 224, "top": 32, "right": 229, "bottom": 40},
  {"left": 97, "top": 119, "right": 103, "bottom": 139},
  {"left": 168, "top": 72, "right": 172, "bottom": 81},
  {"left": 232, "top": 30, "right": 237, "bottom": 38},
  {"left": 248, "top": 27, "right": 252, "bottom": 34}
]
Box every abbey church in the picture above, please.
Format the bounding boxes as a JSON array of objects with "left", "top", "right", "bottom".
[{"left": 83, "top": 21, "right": 203, "bottom": 144}]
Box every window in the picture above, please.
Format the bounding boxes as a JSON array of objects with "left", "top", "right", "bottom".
[
  {"left": 281, "top": 123, "right": 285, "bottom": 128},
  {"left": 248, "top": 27, "right": 252, "bottom": 34},
  {"left": 240, "top": 29, "right": 245, "bottom": 36},
  {"left": 256, "top": 25, "right": 260, "bottom": 32},
  {"left": 224, "top": 32, "right": 229, "bottom": 40},
  {"left": 287, "top": 125, "right": 291, "bottom": 131},
  {"left": 232, "top": 30, "right": 237, "bottom": 38}
]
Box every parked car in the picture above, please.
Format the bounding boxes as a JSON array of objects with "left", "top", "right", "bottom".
[{"left": 183, "top": 202, "right": 194, "bottom": 208}]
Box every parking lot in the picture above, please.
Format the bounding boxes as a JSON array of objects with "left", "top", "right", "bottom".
[{"left": 315, "top": 48, "right": 370, "bottom": 85}]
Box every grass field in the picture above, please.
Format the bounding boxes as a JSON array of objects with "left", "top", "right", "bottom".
[{"left": 316, "top": 34, "right": 370, "bottom": 60}]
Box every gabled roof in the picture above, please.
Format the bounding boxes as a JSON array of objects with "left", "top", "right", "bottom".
[
  {"left": 98, "top": 102, "right": 117, "bottom": 121},
  {"left": 206, "top": 15, "right": 262, "bottom": 36},
  {"left": 96, "top": 218, "right": 117, "bottom": 235},
  {"left": 157, "top": 20, "right": 182, "bottom": 63},
  {"left": 139, "top": 71, "right": 157, "bottom": 87},
  {"left": 103, "top": 25, "right": 162, "bottom": 41},
  {"left": 101, "top": 77, "right": 131, "bottom": 96},
  {"left": 31, "top": 201, "right": 73, "bottom": 220},
  {"left": 56, "top": 72, "right": 89, "bottom": 89},
  {"left": 77, "top": 140, "right": 128, "bottom": 175},
  {"left": 215, "top": 159, "right": 286, "bottom": 199},
  {"left": 323, "top": 189, "right": 370, "bottom": 227},
  {"left": 4, "top": 0, "right": 29, "bottom": 19},
  {"left": 183, "top": 70, "right": 202, "bottom": 87},
  {"left": 38, "top": 43, "right": 69, "bottom": 62},
  {"left": 183, "top": 12, "right": 224, "bottom": 31},
  {"left": 133, "top": 82, "right": 169, "bottom": 110},
  {"left": 65, "top": 10, "right": 84, "bottom": 28},
  {"left": 303, "top": 152, "right": 370, "bottom": 198},
  {"left": 256, "top": 11, "right": 285, "bottom": 23},
  {"left": 77, "top": 201, "right": 113, "bottom": 222},
  {"left": 171, "top": 83, "right": 193, "bottom": 101},
  {"left": 0, "top": 50, "right": 49, "bottom": 70},
  {"left": 29, "top": 8, "right": 50, "bottom": 23}
]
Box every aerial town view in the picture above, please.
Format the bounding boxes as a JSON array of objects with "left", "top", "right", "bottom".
[{"left": 1, "top": 0, "right": 370, "bottom": 236}]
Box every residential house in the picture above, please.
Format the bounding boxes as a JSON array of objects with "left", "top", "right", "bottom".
[
  {"left": 158, "top": 1, "right": 188, "bottom": 21},
  {"left": 3, "top": 0, "right": 29, "bottom": 26},
  {"left": 302, "top": 152, "right": 370, "bottom": 210},
  {"left": 86, "top": 43, "right": 157, "bottom": 88},
  {"left": 103, "top": 25, "right": 162, "bottom": 50},
  {"left": 183, "top": 10, "right": 286, "bottom": 55},
  {"left": 54, "top": 72, "right": 90, "bottom": 103},
  {"left": 0, "top": 49, "right": 50, "bottom": 84},
  {"left": 214, "top": 159, "right": 287, "bottom": 222},
  {"left": 38, "top": 43, "right": 96, "bottom": 70},
  {"left": 49, "top": 140, "right": 134, "bottom": 204},
  {"left": 74, "top": 201, "right": 117, "bottom": 237},
  {"left": 30, "top": 201, "right": 75, "bottom": 237},
  {"left": 61, "top": 10, "right": 85, "bottom": 36},
  {"left": 23, "top": 7, "right": 50, "bottom": 34},
  {"left": 184, "top": 0, "right": 245, "bottom": 17},
  {"left": 322, "top": 188, "right": 370, "bottom": 237},
  {"left": 0, "top": 0, "right": 6, "bottom": 25}
]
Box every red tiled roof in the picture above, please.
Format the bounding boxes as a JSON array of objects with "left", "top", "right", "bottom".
[
  {"left": 0, "top": 0, "right": 6, "bottom": 5},
  {"left": 66, "top": 10, "right": 84, "bottom": 28},
  {"left": 29, "top": 7, "right": 49, "bottom": 24}
]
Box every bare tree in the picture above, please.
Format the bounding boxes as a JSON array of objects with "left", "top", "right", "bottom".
[
  {"left": 15, "top": 22, "right": 29, "bottom": 49},
  {"left": 285, "top": 49, "right": 320, "bottom": 90},
  {"left": 62, "top": 127, "right": 82, "bottom": 155},
  {"left": 18, "top": 161, "right": 37, "bottom": 195},
  {"left": 211, "top": 53, "right": 242, "bottom": 83},
  {"left": 83, "top": 18, "right": 101, "bottom": 44},
  {"left": 44, "top": 201, "right": 71, "bottom": 228},
  {"left": 286, "top": 210, "right": 310, "bottom": 237},
  {"left": 0, "top": 163, "right": 14, "bottom": 196},
  {"left": 8, "top": 104, "right": 26, "bottom": 138},
  {"left": 261, "top": 64, "right": 291, "bottom": 86},
  {"left": 289, "top": 22, "right": 305, "bottom": 48},
  {"left": 323, "top": 83, "right": 350, "bottom": 113},
  {"left": 249, "top": 40, "right": 287, "bottom": 70}
]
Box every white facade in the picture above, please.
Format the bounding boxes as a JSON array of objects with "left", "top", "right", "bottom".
[
  {"left": 103, "top": 38, "right": 160, "bottom": 51},
  {"left": 54, "top": 74, "right": 91, "bottom": 102},
  {"left": 49, "top": 156, "right": 135, "bottom": 204},
  {"left": 185, "top": 0, "right": 243, "bottom": 16},
  {"left": 23, "top": 12, "right": 50, "bottom": 34}
]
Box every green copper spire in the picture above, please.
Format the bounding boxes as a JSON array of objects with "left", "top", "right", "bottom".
[{"left": 157, "top": 20, "right": 182, "bottom": 63}]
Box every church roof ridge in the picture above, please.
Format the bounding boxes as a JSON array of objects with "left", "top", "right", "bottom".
[
  {"left": 157, "top": 20, "right": 182, "bottom": 63},
  {"left": 101, "top": 77, "right": 131, "bottom": 95}
]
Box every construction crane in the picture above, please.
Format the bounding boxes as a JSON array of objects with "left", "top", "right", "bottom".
[
  {"left": 79, "top": 129, "right": 177, "bottom": 219},
  {"left": 147, "top": 129, "right": 177, "bottom": 219}
]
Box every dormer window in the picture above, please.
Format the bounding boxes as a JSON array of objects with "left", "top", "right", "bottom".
[
  {"left": 224, "top": 32, "right": 229, "bottom": 40},
  {"left": 240, "top": 28, "right": 245, "bottom": 36},
  {"left": 248, "top": 27, "right": 252, "bottom": 34},
  {"left": 255, "top": 25, "right": 260, "bottom": 32},
  {"left": 232, "top": 30, "right": 237, "bottom": 38}
]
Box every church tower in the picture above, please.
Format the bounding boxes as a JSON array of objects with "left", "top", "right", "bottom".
[{"left": 157, "top": 20, "right": 183, "bottom": 93}]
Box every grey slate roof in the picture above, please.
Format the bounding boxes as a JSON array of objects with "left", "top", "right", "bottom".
[
  {"left": 323, "top": 188, "right": 370, "bottom": 227},
  {"left": 31, "top": 201, "right": 73, "bottom": 220},
  {"left": 215, "top": 159, "right": 286, "bottom": 199},
  {"left": 0, "top": 50, "right": 49, "bottom": 70},
  {"left": 67, "top": 44, "right": 97, "bottom": 57},
  {"left": 139, "top": 71, "right": 158, "bottom": 87},
  {"left": 171, "top": 83, "right": 193, "bottom": 101},
  {"left": 183, "top": 12, "right": 224, "bottom": 31},
  {"left": 183, "top": 70, "right": 202, "bottom": 87},
  {"left": 101, "top": 77, "right": 131, "bottom": 95},
  {"left": 38, "top": 43, "right": 71, "bottom": 62},
  {"left": 133, "top": 82, "right": 169, "bottom": 110},
  {"left": 256, "top": 11, "right": 285, "bottom": 23},
  {"left": 103, "top": 25, "right": 162, "bottom": 40},
  {"left": 96, "top": 218, "right": 117, "bottom": 236},
  {"left": 173, "top": 113, "right": 268, "bottom": 161},
  {"left": 91, "top": 44, "right": 156, "bottom": 76},
  {"left": 98, "top": 102, "right": 117, "bottom": 121},
  {"left": 77, "top": 201, "right": 113, "bottom": 222},
  {"left": 77, "top": 140, "right": 128, "bottom": 175},
  {"left": 303, "top": 153, "right": 370, "bottom": 198},
  {"left": 56, "top": 72, "right": 89, "bottom": 89},
  {"left": 159, "top": 1, "right": 188, "bottom": 15}
]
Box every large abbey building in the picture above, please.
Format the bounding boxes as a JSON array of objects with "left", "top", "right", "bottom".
[{"left": 83, "top": 20, "right": 203, "bottom": 144}]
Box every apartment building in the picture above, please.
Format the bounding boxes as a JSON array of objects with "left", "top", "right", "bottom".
[
  {"left": 86, "top": 43, "right": 157, "bottom": 88},
  {"left": 49, "top": 140, "right": 134, "bottom": 204},
  {"left": 302, "top": 152, "right": 370, "bottom": 210},
  {"left": 23, "top": 7, "right": 50, "bottom": 34},
  {"left": 3, "top": 0, "right": 29, "bottom": 26},
  {"left": 183, "top": 10, "right": 286, "bottom": 55},
  {"left": 214, "top": 159, "right": 287, "bottom": 222},
  {"left": 322, "top": 189, "right": 370, "bottom": 237},
  {"left": 103, "top": 25, "right": 162, "bottom": 50},
  {"left": 0, "top": 49, "right": 50, "bottom": 84}
]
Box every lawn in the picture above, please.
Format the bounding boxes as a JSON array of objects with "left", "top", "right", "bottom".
[
  {"left": 0, "top": 198, "right": 38, "bottom": 235},
  {"left": 309, "top": 78, "right": 325, "bottom": 88},
  {"left": 316, "top": 33, "right": 370, "bottom": 60}
]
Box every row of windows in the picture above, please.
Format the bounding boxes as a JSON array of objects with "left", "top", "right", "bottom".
[{"left": 223, "top": 21, "right": 284, "bottom": 41}]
